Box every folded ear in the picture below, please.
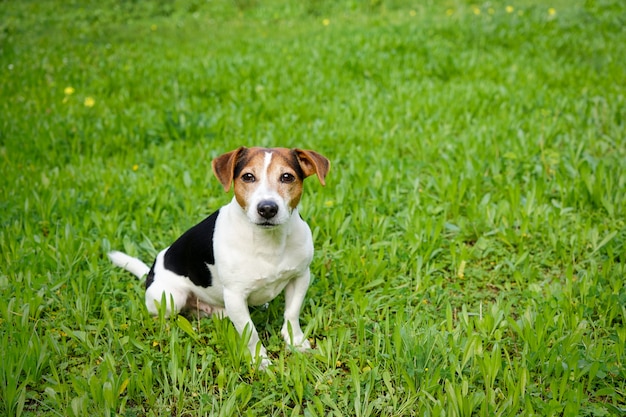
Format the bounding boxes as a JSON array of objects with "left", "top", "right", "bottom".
[
  {"left": 212, "top": 147, "right": 247, "bottom": 192},
  {"left": 294, "top": 149, "right": 330, "bottom": 186}
]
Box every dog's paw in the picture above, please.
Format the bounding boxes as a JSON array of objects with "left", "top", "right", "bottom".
[
  {"left": 249, "top": 343, "right": 272, "bottom": 370},
  {"left": 294, "top": 338, "right": 312, "bottom": 352},
  {"left": 285, "top": 338, "right": 311, "bottom": 353},
  {"left": 258, "top": 358, "right": 272, "bottom": 371},
  {"left": 281, "top": 324, "right": 311, "bottom": 351}
]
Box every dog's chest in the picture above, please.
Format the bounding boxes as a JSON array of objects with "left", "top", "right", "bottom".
[
  {"left": 212, "top": 204, "right": 313, "bottom": 305},
  {"left": 245, "top": 261, "right": 303, "bottom": 305},
  {"left": 224, "top": 248, "right": 309, "bottom": 303}
]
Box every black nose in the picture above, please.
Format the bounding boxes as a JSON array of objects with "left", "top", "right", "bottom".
[{"left": 257, "top": 200, "right": 279, "bottom": 219}]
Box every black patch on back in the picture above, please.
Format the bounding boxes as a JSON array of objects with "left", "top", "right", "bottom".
[
  {"left": 146, "top": 260, "right": 156, "bottom": 290},
  {"left": 162, "top": 209, "right": 219, "bottom": 288}
]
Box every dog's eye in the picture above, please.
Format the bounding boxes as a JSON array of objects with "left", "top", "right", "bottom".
[
  {"left": 280, "top": 173, "right": 296, "bottom": 183},
  {"left": 241, "top": 173, "right": 256, "bottom": 183}
]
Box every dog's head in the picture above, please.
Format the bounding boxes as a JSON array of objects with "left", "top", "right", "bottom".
[{"left": 212, "top": 147, "right": 330, "bottom": 227}]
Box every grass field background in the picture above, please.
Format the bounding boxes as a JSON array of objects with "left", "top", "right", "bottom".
[{"left": 1, "top": 0, "right": 625, "bottom": 415}]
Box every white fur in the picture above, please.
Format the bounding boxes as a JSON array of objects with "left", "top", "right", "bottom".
[{"left": 108, "top": 251, "right": 150, "bottom": 278}]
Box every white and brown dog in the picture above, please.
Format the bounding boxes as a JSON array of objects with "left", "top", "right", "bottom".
[{"left": 108, "top": 147, "right": 329, "bottom": 367}]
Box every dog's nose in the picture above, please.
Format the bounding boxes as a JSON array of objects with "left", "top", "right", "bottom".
[{"left": 257, "top": 201, "right": 279, "bottom": 219}]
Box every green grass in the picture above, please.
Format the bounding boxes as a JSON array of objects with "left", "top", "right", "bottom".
[{"left": 1, "top": 0, "right": 625, "bottom": 415}]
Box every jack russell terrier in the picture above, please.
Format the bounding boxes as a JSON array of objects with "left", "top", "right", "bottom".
[{"left": 108, "top": 147, "right": 330, "bottom": 368}]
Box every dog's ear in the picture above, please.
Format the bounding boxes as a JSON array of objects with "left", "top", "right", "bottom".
[
  {"left": 212, "top": 147, "right": 246, "bottom": 192},
  {"left": 294, "top": 149, "right": 330, "bottom": 186}
]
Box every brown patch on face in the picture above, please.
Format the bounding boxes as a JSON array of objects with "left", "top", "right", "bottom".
[
  {"left": 232, "top": 148, "right": 268, "bottom": 211},
  {"left": 229, "top": 148, "right": 305, "bottom": 212},
  {"left": 213, "top": 147, "right": 329, "bottom": 214},
  {"left": 267, "top": 149, "right": 305, "bottom": 210}
]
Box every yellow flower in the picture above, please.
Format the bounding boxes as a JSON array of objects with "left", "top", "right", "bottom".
[
  {"left": 446, "top": 8, "right": 454, "bottom": 16},
  {"left": 548, "top": 8, "right": 556, "bottom": 16},
  {"left": 457, "top": 260, "right": 467, "bottom": 279},
  {"left": 324, "top": 200, "right": 334, "bottom": 208},
  {"left": 84, "top": 97, "right": 95, "bottom": 107},
  {"left": 506, "top": 6, "right": 514, "bottom": 13},
  {"left": 472, "top": 7, "right": 481, "bottom": 15},
  {"left": 132, "top": 164, "right": 139, "bottom": 171},
  {"left": 322, "top": 18, "right": 330, "bottom": 26},
  {"left": 64, "top": 86, "right": 75, "bottom": 95},
  {"left": 409, "top": 10, "right": 417, "bottom": 17},
  {"left": 151, "top": 24, "right": 157, "bottom": 31}
]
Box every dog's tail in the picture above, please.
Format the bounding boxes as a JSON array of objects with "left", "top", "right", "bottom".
[{"left": 108, "top": 251, "right": 150, "bottom": 279}]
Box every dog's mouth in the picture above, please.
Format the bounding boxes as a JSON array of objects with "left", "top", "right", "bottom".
[{"left": 257, "top": 221, "right": 279, "bottom": 228}]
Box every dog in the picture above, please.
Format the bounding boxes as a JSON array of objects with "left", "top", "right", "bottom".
[{"left": 108, "top": 147, "right": 330, "bottom": 368}]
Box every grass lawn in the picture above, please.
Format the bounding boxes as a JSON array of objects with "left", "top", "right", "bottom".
[{"left": 1, "top": 0, "right": 625, "bottom": 415}]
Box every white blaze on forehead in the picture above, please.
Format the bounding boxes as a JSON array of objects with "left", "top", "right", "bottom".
[
  {"left": 263, "top": 151, "right": 273, "bottom": 175},
  {"left": 254, "top": 151, "right": 274, "bottom": 192}
]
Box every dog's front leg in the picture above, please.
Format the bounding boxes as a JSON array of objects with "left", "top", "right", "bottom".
[
  {"left": 223, "top": 288, "right": 270, "bottom": 368},
  {"left": 281, "top": 269, "right": 312, "bottom": 351}
]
